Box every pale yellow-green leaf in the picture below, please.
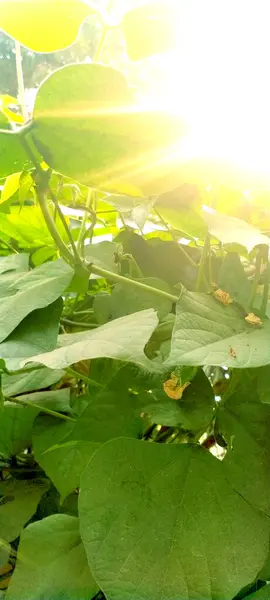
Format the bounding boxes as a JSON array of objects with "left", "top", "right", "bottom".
[
  {"left": 1, "top": 172, "right": 21, "bottom": 203},
  {"left": 0, "top": 0, "right": 97, "bottom": 52}
]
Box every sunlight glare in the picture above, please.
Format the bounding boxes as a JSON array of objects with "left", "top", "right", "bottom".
[{"left": 140, "top": 0, "right": 270, "bottom": 187}]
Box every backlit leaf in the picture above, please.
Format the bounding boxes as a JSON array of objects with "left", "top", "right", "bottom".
[
  {"left": 0, "top": 0, "right": 97, "bottom": 52},
  {"left": 31, "top": 63, "right": 186, "bottom": 196}
]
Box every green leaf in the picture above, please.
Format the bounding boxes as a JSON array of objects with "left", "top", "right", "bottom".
[
  {"left": 0, "top": 0, "right": 97, "bottom": 53},
  {"left": 259, "top": 544, "right": 270, "bottom": 581},
  {"left": 123, "top": 1, "right": 177, "bottom": 60},
  {"left": 216, "top": 388, "right": 270, "bottom": 515},
  {"left": 85, "top": 241, "right": 118, "bottom": 275},
  {"left": 1, "top": 172, "right": 21, "bottom": 202},
  {"left": 245, "top": 585, "right": 270, "bottom": 599},
  {"left": 167, "top": 290, "right": 270, "bottom": 369},
  {"left": 257, "top": 366, "right": 270, "bottom": 403},
  {"left": 0, "top": 298, "right": 63, "bottom": 371},
  {"left": 2, "top": 367, "right": 64, "bottom": 397},
  {"left": 5, "top": 514, "right": 98, "bottom": 600},
  {"left": 202, "top": 209, "right": 269, "bottom": 250},
  {"left": 0, "top": 253, "right": 29, "bottom": 275},
  {"left": 94, "top": 277, "right": 173, "bottom": 323},
  {"left": 0, "top": 130, "right": 32, "bottom": 179},
  {"left": 14, "top": 388, "right": 72, "bottom": 413},
  {"left": 114, "top": 230, "right": 200, "bottom": 288},
  {"left": 79, "top": 438, "right": 269, "bottom": 600},
  {"left": 0, "top": 478, "right": 48, "bottom": 542},
  {"left": 31, "top": 247, "right": 56, "bottom": 267},
  {"left": 31, "top": 64, "right": 186, "bottom": 195},
  {"left": 22, "top": 309, "right": 158, "bottom": 371},
  {"left": 218, "top": 252, "right": 251, "bottom": 310},
  {"left": 0, "top": 402, "right": 38, "bottom": 457},
  {"left": 145, "top": 368, "right": 215, "bottom": 430},
  {"left": 33, "top": 389, "right": 143, "bottom": 498},
  {"left": 0, "top": 540, "right": 10, "bottom": 568},
  {"left": 0, "top": 258, "right": 72, "bottom": 343}
]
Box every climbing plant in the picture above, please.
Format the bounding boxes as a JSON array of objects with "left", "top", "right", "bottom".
[{"left": 0, "top": 2, "right": 270, "bottom": 599}]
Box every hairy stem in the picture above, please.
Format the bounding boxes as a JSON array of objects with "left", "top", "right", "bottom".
[
  {"left": 248, "top": 251, "right": 262, "bottom": 310},
  {"left": 15, "top": 41, "right": 28, "bottom": 122},
  {"left": 9, "top": 396, "right": 74, "bottom": 422},
  {"left": 89, "top": 263, "right": 179, "bottom": 303}
]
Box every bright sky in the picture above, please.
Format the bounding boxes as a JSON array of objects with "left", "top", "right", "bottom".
[{"left": 141, "top": 0, "right": 270, "bottom": 187}]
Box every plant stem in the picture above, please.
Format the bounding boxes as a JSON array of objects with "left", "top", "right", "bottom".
[
  {"left": 9, "top": 396, "right": 74, "bottom": 422},
  {"left": 72, "top": 309, "right": 94, "bottom": 316},
  {"left": 260, "top": 261, "right": 269, "bottom": 317},
  {"left": 3, "top": 365, "right": 43, "bottom": 377},
  {"left": 196, "top": 235, "right": 211, "bottom": 292},
  {"left": 78, "top": 188, "right": 93, "bottom": 257},
  {"left": 88, "top": 263, "right": 179, "bottom": 302},
  {"left": 37, "top": 188, "right": 75, "bottom": 264},
  {"left": 94, "top": 25, "right": 108, "bottom": 62},
  {"left": 15, "top": 41, "right": 28, "bottom": 122},
  {"left": 60, "top": 318, "right": 98, "bottom": 328},
  {"left": 50, "top": 195, "right": 82, "bottom": 265},
  {"left": 248, "top": 251, "right": 262, "bottom": 309},
  {"left": 19, "top": 133, "right": 76, "bottom": 265},
  {"left": 66, "top": 367, "right": 103, "bottom": 388}
]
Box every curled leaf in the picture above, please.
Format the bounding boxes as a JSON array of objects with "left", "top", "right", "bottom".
[
  {"left": 163, "top": 374, "right": 190, "bottom": 400},
  {"left": 214, "top": 289, "right": 233, "bottom": 305},
  {"left": 245, "top": 312, "right": 263, "bottom": 326}
]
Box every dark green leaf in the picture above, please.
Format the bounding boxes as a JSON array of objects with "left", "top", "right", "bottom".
[
  {"left": 79, "top": 438, "right": 268, "bottom": 600},
  {"left": 216, "top": 387, "right": 270, "bottom": 514},
  {"left": 145, "top": 368, "right": 215, "bottom": 430},
  {"left": 95, "top": 277, "right": 173, "bottom": 323},
  {"left": 33, "top": 389, "right": 143, "bottom": 499},
  {"left": 0, "top": 402, "right": 38, "bottom": 457}
]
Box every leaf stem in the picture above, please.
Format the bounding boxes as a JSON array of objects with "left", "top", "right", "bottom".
[
  {"left": 66, "top": 367, "right": 103, "bottom": 388},
  {"left": 15, "top": 41, "right": 28, "bottom": 122},
  {"left": 60, "top": 318, "right": 98, "bottom": 328},
  {"left": 19, "top": 133, "right": 76, "bottom": 265},
  {"left": 260, "top": 261, "right": 269, "bottom": 317},
  {"left": 78, "top": 188, "right": 93, "bottom": 257},
  {"left": 9, "top": 396, "right": 74, "bottom": 422},
  {"left": 88, "top": 263, "right": 179, "bottom": 302},
  {"left": 196, "top": 234, "right": 211, "bottom": 292},
  {"left": 248, "top": 251, "right": 262, "bottom": 309},
  {"left": 94, "top": 25, "right": 108, "bottom": 62}
]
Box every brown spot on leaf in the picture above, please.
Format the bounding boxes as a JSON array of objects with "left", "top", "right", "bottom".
[
  {"left": 214, "top": 289, "right": 233, "bottom": 305},
  {"left": 245, "top": 312, "right": 262, "bottom": 326},
  {"left": 163, "top": 374, "right": 190, "bottom": 400}
]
